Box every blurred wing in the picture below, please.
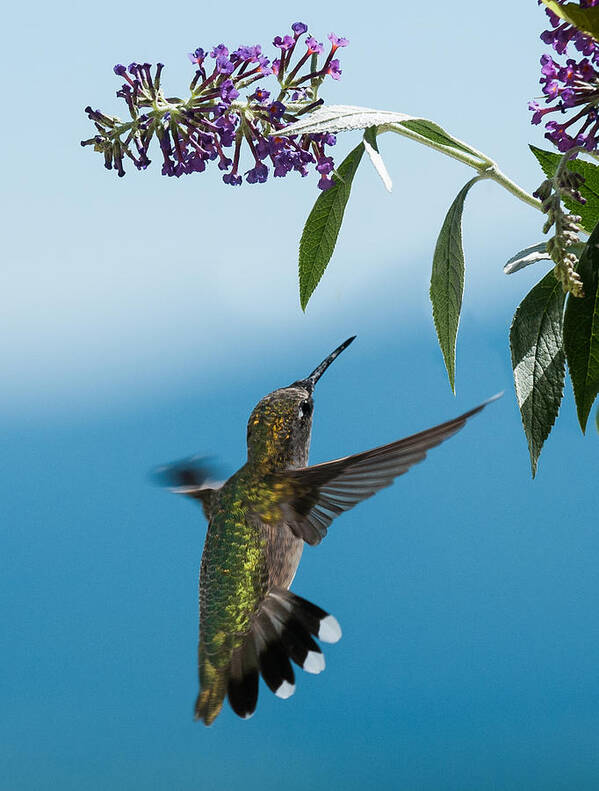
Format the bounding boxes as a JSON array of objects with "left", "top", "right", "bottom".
[
  {"left": 272, "top": 396, "right": 500, "bottom": 546},
  {"left": 151, "top": 456, "right": 223, "bottom": 516}
]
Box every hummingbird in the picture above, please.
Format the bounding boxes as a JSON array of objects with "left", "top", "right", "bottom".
[{"left": 157, "top": 337, "right": 499, "bottom": 726}]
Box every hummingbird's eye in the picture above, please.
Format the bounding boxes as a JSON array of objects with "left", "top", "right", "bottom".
[{"left": 299, "top": 400, "right": 313, "bottom": 419}]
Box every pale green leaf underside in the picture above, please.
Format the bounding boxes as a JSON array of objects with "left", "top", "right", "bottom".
[
  {"left": 279, "top": 105, "right": 417, "bottom": 136},
  {"left": 504, "top": 242, "right": 585, "bottom": 275},
  {"left": 504, "top": 242, "right": 551, "bottom": 275},
  {"left": 279, "top": 105, "right": 489, "bottom": 166},
  {"left": 363, "top": 127, "right": 392, "bottom": 192},
  {"left": 430, "top": 177, "right": 480, "bottom": 392},
  {"left": 510, "top": 272, "right": 566, "bottom": 477}
]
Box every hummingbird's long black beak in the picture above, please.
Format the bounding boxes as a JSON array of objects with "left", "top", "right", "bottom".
[{"left": 294, "top": 336, "right": 356, "bottom": 392}]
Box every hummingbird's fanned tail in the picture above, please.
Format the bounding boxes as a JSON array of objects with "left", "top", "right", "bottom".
[
  {"left": 266, "top": 588, "right": 342, "bottom": 647},
  {"left": 225, "top": 588, "right": 342, "bottom": 721}
]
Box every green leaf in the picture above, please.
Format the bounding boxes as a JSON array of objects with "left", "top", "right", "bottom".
[
  {"left": 510, "top": 272, "right": 566, "bottom": 477},
  {"left": 363, "top": 127, "right": 392, "bottom": 192},
  {"left": 430, "top": 177, "right": 480, "bottom": 392},
  {"left": 539, "top": 0, "right": 599, "bottom": 40},
  {"left": 363, "top": 126, "right": 378, "bottom": 149},
  {"left": 529, "top": 145, "right": 599, "bottom": 234},
  {"left": 298, "top": 142, "right": 364, "bottom": 310},
  {"left": 564, "top": 221, "right": 599, "bottom": 432},
  {"left": 397, "top": 119, "right": 482, "bottom": 159},
  {"left": 279, "top": 105, "right": 489, "bottom": 167}
]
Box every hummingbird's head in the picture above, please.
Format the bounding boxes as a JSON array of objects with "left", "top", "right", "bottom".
[{"left": 246, "top": 336, "right": 356, "bottom": 467}]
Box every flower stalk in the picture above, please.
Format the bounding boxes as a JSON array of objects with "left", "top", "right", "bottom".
[{"left": 533, "top": 148, "right": 586, "bottom": 296}]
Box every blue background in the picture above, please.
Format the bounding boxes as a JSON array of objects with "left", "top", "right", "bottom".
[{"left": 2, "top": 1, "right": 599, "bottom": 788}]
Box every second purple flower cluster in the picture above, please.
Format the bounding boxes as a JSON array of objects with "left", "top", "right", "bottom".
[{"left": 530, "top": 0, "right": 599, "bottom": 152}]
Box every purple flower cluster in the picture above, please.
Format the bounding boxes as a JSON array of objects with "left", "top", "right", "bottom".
[
  {"left": 530, "top": 0, "right": 599, "bottom": 151},
  {"left": 82, "top": 24, "right": 348, "bottom": 190}
]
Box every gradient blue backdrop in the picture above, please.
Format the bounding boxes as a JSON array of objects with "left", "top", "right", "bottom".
[{"left": 2, "top": 1, "right": 599, "bottom": 788}]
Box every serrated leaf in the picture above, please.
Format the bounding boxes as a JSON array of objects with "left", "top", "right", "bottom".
[
  {"left": 510, "top": 272, "right": 566, "bottom": 477},
  {"left": 298, "top": 142, "right": 364, "bottom": 310},
  {"left": 504, "top": 242, "right": 551, "bottom": 275},
  {"left": 279, "top": 105, "right": 488, "bottom": 166},
  {"left": 539, "top": 0, "right": 599, "bottom": 40},
  {"left": 430, "top": 177, "right": 480, "bottom": 392},
  {"left": 529, "top": 145, "right": 599, "bottom": 233},
  {"left": 363, "top": 127, "right": 392, "bottom": 192},
  {"left": 564, "top": 221, "right": 599, "bottom": 432}
]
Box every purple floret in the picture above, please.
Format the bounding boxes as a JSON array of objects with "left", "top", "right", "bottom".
[
  {"left": 327, "top": 59, "right": 342, "bottom": 80},
  {"left": 328, "top": 33, "right": 349, "bottom": 49},
  {"left": 305, "top": 37, "right": 323, "bottom": 54},
  {"left": 246, "top": 163, "right": 268, "bottom": 183},
  {"left": 223, "top": 172, "right": 242, "bottom": 186}
]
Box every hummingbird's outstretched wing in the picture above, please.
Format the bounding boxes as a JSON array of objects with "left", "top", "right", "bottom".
[
  {"left": 270, "top": 396, "right": 501, "bottom": 546},
  {"left": 152, "top": 456, "right": 224, "bottom": 518}
]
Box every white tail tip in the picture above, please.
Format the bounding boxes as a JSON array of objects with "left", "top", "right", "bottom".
[
  {"left": 303, "top": 650, "right": 326, "bottom": 674},
  {"left": 318, "top": 614, "right": 342, "bottom": 643},
  {"left": 275, "top": 680, "right": 296, "bottom": 699}
]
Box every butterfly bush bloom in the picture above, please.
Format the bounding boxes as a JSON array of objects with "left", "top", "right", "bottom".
[
  {"left": 81, "top": 24, "right": 348, "bottom": 189},
  {"left": 531, "top": 0, "right": 599, "bottom": 151}
]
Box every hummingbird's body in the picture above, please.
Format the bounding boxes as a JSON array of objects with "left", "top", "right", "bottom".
[
  {"left": 158, "top": 338, "right": 498, "bottom": 725},
  {"left": 194, "top": 381, "right": 313, "bottom": 723},
  {"left": 196, "top": 463, "right": 304, "bottom": 722}
]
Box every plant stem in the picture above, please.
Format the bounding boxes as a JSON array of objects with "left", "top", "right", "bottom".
[
  {"left": 484, "top": 164, "right": 543, "bottom": 211},
  {"left": 384, "top": 123, "right": 542, "bottom": 212}
]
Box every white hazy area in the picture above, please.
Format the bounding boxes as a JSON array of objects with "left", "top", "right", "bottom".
[{"left": 1, "top": 0, "right": 548, "bottom": 419}]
